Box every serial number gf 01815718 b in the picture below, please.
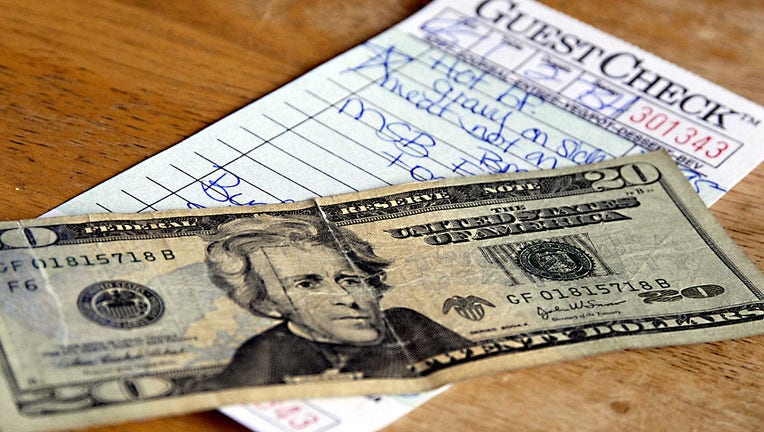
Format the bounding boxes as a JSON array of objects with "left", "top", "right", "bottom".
[
  {"left": 506, "top": 279, "right": 673, "bottom": 304},
  {"left": 0, "top": 250, "right": 176, "bottom": 273}
]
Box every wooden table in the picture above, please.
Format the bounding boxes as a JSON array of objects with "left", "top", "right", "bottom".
[{"left": 1, "top": 1, "right": 761, "bottom": 430}]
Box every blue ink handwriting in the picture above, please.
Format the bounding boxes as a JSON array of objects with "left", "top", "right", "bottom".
[
  {"left": 186, "top": 166, "right": 293, "bottom": 209},
  {"left": 680, "top": 167, "right": 727, "bottom": 194}
]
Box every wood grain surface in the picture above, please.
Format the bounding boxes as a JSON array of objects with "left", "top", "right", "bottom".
[{"left": 0, "top": 1, "right": 761, "bottom": 431}]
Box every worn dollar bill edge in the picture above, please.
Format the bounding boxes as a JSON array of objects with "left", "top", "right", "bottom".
[{"left": 1, "top": 151, "right": 763, "bottom": 431}]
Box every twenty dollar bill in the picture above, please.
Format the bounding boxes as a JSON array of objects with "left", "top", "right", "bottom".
[{"left": 1, "top": 152, "right": 762, "bottom": 431}]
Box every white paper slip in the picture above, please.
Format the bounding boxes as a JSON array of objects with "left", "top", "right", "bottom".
[
  {"left": 42, "top": 1, "right": 762, "bottom": 431},
  {"left": 51, "top": 0, "right": 763, "bottom": 220},
  {"left": 220, "top": 387, "right": 449, "bottom": 432}
]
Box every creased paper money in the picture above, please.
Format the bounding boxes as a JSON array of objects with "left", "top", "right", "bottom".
[{"left": 0, "top": 152, "right": 762, "bottom": 431}]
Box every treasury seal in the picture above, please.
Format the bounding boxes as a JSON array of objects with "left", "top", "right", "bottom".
[
  {"left": 78, "top": 280, "right": 164, "bottom": 329},
  {"left": 516, "top": 241, "right": 594, "bottom": 280}
]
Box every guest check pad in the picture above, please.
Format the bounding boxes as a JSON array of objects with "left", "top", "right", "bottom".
[
  {"left": 52, "top": 0, "right": 763, "bottom": 219},
  {"left": 46, "top": 0, "right": 764, "bottom": 430}
]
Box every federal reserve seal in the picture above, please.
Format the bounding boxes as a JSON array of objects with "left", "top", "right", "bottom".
[
  {"left": 516, "top": 241, "right": 594, "bottom": 280},
  {"left": 78, "top": 280, "right": 164, "bottom": 328}
]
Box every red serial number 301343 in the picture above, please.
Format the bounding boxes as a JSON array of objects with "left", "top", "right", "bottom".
[{"left": 627, "top": 105, "right": 732, "bottom": 160}]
